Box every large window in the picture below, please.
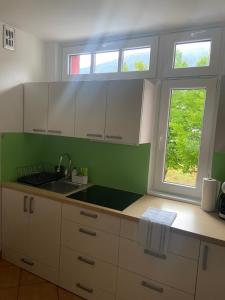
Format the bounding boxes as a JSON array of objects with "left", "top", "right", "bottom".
[{"left": 150, "top": 78, "right": 218, "bottom": 202}]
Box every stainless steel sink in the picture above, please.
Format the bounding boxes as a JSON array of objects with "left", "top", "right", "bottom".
[{"left": 40, "top": 180, "right": 80, "bottom": 194}]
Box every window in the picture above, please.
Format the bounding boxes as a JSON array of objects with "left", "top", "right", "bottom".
[
  {"left": 62, "top": 36, "right": 158, "bottom": 80},
  {"left": 173, "top": 41, "right": 211, "bottom": 69},
  {"left": 122, "top": 47, "right": 151, "bottom": 72},
  {"left": 69, "top": 54, "right": 91, "bottom": 75},
  {"left": 150, "top": 78, "right": 218, "bottom": 202},
  {"left": 160, "top": 28, "right": 222, "bottom": 77},
  {"left": 94, "top": 51, "right": 119, "bottom": 73}
]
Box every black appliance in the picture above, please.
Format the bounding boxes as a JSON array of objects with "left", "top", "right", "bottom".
[
  {"left": 219, "top": 182, "right": 225, "bottom": 219},
  {"left": 67, "top": 185, "right": 142, "bottom": 211}
]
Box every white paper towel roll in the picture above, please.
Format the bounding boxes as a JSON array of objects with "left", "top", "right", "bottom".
[{"left": 201, "top": 178, "right": 220, "bottom": 212}]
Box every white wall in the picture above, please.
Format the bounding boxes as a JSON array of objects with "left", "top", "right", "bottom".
[{"left": 0, "top": 22, "right": 47, "bottom": 132}]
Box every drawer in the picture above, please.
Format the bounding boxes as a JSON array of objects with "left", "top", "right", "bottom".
[
  {"left": 59, "top": 247, "right": 117, "bottom": 294},
  {"left": 62, "top": 203, "right": 120, "bottom": 235},
  {"left": 120, "top": 219, "right": 200, "bottom": 259},
  {"left": 119, "top": 238, "right": 198, "bottom": 294},
  {"left": 61, "top": 220, "right": 119, "bottom": 265},
  {"left": 3, "top": 247, "right": 58, "bottom": 284},
  {"left": 117, "top": 268, "right": 194, "bottom": 300}
]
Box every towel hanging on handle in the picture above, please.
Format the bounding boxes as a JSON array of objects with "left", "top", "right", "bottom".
[{"left": 138, "top": 208, "right": 177, "bottom": 256}]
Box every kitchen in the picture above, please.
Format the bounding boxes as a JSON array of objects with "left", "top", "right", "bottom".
[{"left": 0, "top": 1, "right": 225, "bottom": 300}]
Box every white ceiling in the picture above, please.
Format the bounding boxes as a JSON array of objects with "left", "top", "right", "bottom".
[{"left": 0, "top": 0, "right": 225, "bottom": 42}]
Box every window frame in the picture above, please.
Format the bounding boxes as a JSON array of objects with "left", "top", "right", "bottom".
[
  {"left": 62, "top": 36, "right": 158, "bottom": 80},
  {"left": 148, "top": 78, "right": 219, "bottom": 202},
  {"left": 159, "top": 28, "right": 222, "bottom": 77}
]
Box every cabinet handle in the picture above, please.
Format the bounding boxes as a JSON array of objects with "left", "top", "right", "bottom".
[
  {"left": 32, "top": 129, "right": 46, "bottom": 133},
  {"left": 86, "top": 133, "right": 102, "bottom": 138},
  {"left": 29, "top": 197, "right": 34, "bottom": 214},
  {"left": 79, "top": 228, "right": 97, "bottom": 237},
  {"left": 106, "top": 135, "right": 123, "bottom": 140},
  {"left": 21, "top": 258, "right": 34, "bottom": 266},
  {"left": 144, "top": 249, "right": 167, "bottom": 260},
  {"left": 48, "top": 130, "right": 62, "bottom": 134},
  {"left": 141, "top": 281, "right": 164, "bottom": 293},
  {"left": 23, "top": 196, "right": 28, "bottom": 212},
  {"left": 76, "top": 283, "right": 93, "bottom": 294},
  {"left": 77, "top": 256, "right": 95, "bottom": 266},
  {"left": 80, "top": 211, "right": 98, "bottom": 219},
  {"left": 202, "top": 245, "right": 209, "bottom": 271}
]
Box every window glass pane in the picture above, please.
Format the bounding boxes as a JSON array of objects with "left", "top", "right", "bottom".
[
  {"left": 174, "top": 41, "right": 211, "bottom": 69},
  {"left": 122, "top": 47, "right": 151, "bottom": 72},
  {"left": 164, "top": 89, "right": 206, "bottom": 186},
  {"left": 69, "top": 54, "right": 91, "bottom": 75},
  {"left": 94, "top": 51, "right": 119, "bottom": 73}
]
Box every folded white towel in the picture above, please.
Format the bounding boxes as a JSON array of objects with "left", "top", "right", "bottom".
[{"left": 138, "top": 208, "right": 177, "bottom": 256}]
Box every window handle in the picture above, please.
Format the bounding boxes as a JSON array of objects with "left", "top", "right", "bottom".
[
  {"left": 106, "top": 135, "right": 123, "bottom": 140},
  {"left": 86, "top": 133, "right": 102, "bottom": 138},
  {"left": 32, "top": 128, "right": 46, "bottom": 133}
]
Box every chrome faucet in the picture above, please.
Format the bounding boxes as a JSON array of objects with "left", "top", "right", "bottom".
[{"left": 57, "top": 153, "right": 72, "bottom": 180}]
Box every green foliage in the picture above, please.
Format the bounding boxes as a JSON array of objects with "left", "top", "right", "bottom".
[
  {"left": 122, "top": 62, "right": 129, "bottom": 72},
  {"left": 196, "top": 56, "right": 209, "bottom": 67},
  {"left": 174, "top": 50, "right": 188, "bottom": 68},
  {"left": 165, "top": 89, "right": 205, "bottom": 173},
  {"left": 134, "top": 61, "right": 148, "bottom": 71}
]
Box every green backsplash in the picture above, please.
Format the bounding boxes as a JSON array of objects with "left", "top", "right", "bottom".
[
  {"left": 1, "top": 133, "right": 225, "bottom": 194},
  {"left": 1, "top": 133, "right": 150, "bottom": 194}
]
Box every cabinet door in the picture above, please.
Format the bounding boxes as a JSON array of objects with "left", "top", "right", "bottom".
[
  {"left": 24, "top": 83, "right": 48, "bottom": 134},
  {"left": 48, "top": 82, "right": 75, "bottom": 137},
  {"left": 196, "top": 242, "right": 225, "bottom": 300},
  {"left": 105, "top": 80, "right": 143, "bottom": 144},
  {"left": 75, "top": 82, "right": 107, "bottom": 140},
  {"left": 28, "top": 195, "right": 61, "bottom": 269},
  {"left": 2, "top": 189, "right": 29, "bottom": 255}
]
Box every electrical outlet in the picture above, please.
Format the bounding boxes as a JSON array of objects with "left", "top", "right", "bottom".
[{"left": 3, "top": 24, "right": 15, "bottom": 50}]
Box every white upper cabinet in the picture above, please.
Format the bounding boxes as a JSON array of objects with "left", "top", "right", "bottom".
[
  {"left": 196, "top": 241, "right": 225, "bottom": 300},
  {"left": 24, "top": 83, "right": 48, "bottom": 134},
  {"left": 48, "top": 82, "right": 76, "bottom": 137},
  {"left": 105, "top": 79, "right": 155, "bottom": 145},
  {"left": 0, "top": 84, "right": 23, "bottom": 132},
  {"left": 75, "top": 81, "right": 107, "bottom": 140}
]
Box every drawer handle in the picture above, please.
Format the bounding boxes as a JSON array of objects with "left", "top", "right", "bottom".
[
  {"left": 29, "top": 197, "right": 34, "bottom": 214},
  {"left": 76, "top": 283, "right": 93, "bottom": 294},
  {"left": 21, "top": 258, "right": 34, "bottom": 266},
  {"left": 106, "top": 135, "right": 123, "bottom": 140},
  {"left": 48, "top": 130, "right": 62, "bottom": 134},
  {"left": 78, "top": 256, "right": 95, "bottom": 266},
  {"left": 144, "top": 249, "right": 167, "bottom": 260},
  {"left": 86, "top": 133, "right": 102, "bottom": 138},
  {"left": 32, "top": 128, "right": 46, "bottom": 133},
  {"left": 80, "top": 211, "right": 98, "bottom": 219},
  {"left": 23, "top": 196, "right": 28, "bottom": 212},
  {"left": 141, "top": 281, "right": 164, "bottom": 293},
  {"left": 79, "top": 228, "right": 97, "bottom": 237},
  {"left": 202, "top": 245, "right": 209, "bottom": 271}
]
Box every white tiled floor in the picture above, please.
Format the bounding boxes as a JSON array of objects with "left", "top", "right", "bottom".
[{"left": 0, "top": 259, "right": 83, "bottom": 300}]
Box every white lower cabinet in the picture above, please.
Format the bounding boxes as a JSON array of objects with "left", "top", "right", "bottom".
[
  {"left": 2, "top": 188, "right": 61, "bottom": 284},
  {"left": 196, "top": 241, "right": 225, "bottom": 300},
  {"left": 59, "top": 247, "right": 117, "bottom": 299},
  {"left": 117, "top": 269, "right": 194, "bottom": 300},
  {"left": 59, "top": 203, "right": 119, "bottom": 299}
]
